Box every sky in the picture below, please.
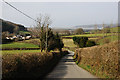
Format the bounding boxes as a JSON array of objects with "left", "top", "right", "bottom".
[{"left": 2, "top": 2, "right": 118, "bottom": 29}]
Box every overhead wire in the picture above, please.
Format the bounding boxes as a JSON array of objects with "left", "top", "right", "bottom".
[{"left": 2, "top": 0, "right": 39, "bottom": 23}]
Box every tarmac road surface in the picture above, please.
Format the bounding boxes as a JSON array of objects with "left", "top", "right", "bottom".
[{"left": 45, "top": 51, "right": 98, "bottom": 80}]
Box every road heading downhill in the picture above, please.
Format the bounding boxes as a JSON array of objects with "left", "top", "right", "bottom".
[{"left": 45, "top": 50, "right": 98, "bottom": 79}]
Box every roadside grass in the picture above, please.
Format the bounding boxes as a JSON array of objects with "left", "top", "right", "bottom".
[
  {"left": 74, "top": 56, "right": 111, "bottom": 78},
  {"left": 74, "top": 41, "right": 119, "bottom": 78},
  {"left": 1, "top": 42, "right": 39, "bottom": 49},
  {"left": 77, "top": 63, "right": 112, "bottom": 78}
]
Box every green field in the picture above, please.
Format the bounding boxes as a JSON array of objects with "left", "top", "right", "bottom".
[
  {"left": 63, "top": 39, "right": 77, "bottom": 48},
  {"left": 63, "top": 33, "right": 114, "bottom": 38},
  {"left": 109, "top": 27, "right": 120, "bottom": 33},
  {"left": 63, "top": 27, "right": 119, "bottom": 38},
  {"left": 62, "top": 33, "right": 119, "bottom": 51},
  {"left": 23, "top": 39, "right": 40, "bottom": 43},
  {"left": 1, "top": 50, "right": 41, "bottom": 55},
  {"left": 98, "top": 35, "right": 118, "bottom": 45},
  {"left": 62, "top": 39, "right": 78, "bottom": 51},
  {"left": 1, "top": 42, "right": 39, "bottom": 49}
]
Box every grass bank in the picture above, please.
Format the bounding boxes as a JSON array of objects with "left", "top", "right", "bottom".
[{"left": 74, "top": 41, "right": 120, "bottom": 78}]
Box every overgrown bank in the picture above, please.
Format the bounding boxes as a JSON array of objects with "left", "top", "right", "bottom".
[
  {"left": 2, "top": 51, "right": 69, "bottom": 79},
  {"left": 74, "top": 40, "right": 120, "bottom": 78}
]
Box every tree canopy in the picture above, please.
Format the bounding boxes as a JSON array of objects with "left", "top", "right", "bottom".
[{"left": 74, "top": 28, "right": 84, "bottom": 34}]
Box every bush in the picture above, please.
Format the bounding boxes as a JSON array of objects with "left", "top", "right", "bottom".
[
  {"left": 86, "top": 40, "right": 96, "bottom": 47},
  {"left": 73, "top": 37, "right": 88, "bottom": 48},
  {"left": 47, "top": 34, "right": 64, "bottom": 52},
  {"left": 73, "top": 36, "right": 96, "bottom": 48}
]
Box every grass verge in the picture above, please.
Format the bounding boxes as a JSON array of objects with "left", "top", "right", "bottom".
[{"left": 74, "top": 41, "right": 119, "bottom": 78}]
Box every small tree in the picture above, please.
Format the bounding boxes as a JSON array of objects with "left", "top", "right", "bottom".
[
  {"left": 35, "top": 14, "right": 52, "bottom": 52},
  {"left": 34, "top": 14, "right": 64, "bottom": 52},
  {"left": 73, "top": 36, "right": 96, "bottom": 48},
  {"left": 74, "top": 28, "right": 84, "bottom": 34},
  {"left": 54, "top": 33, "right": 64, "bottom": 52},
  {"left": 42, "top": 29, "right": 64, "bottom": 52}
]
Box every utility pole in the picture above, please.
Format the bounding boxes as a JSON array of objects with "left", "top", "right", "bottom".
[
  {"left": 46, "top": 24, "right": 49, "bottom": 52},
  {"left": 39, "top": 22, "right": 42, "bottom": 52},
  {"left": 102, "top": 22, "right": 105, "bottom": 38},
  {"left": 110, "top": 21, "right": 113, "bottom": 41},
  {"left": 94, "top": 24, "right": 98, "bottom": 37}
]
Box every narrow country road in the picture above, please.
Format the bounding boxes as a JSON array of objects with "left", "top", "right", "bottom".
[{"left": 45, "top": 51, "right": 98, "bottom": 79}]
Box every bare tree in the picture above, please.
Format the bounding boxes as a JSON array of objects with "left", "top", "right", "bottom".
[
  {"left": 94, "top": 24, "right": 98, "bottom": 37},
  {"left": 35, "top": 14, "right": 52, "bottom": 52},
  {"left": 102, "top": 22, "right": 105, "bottom": 38}
]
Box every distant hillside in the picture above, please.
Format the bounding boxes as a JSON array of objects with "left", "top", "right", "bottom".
[
  {"left": 52, "top": 24, "right": 117, "bottom": 33},
  {"left": 0, "top": 19, "right": 27, "bottom": 33},
  {"left": 74, "top": 24, "right": 117, "bottom": 30}
]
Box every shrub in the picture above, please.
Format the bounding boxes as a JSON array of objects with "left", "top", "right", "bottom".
[
  {"left": 41, "top": 29, "right": 64, "bottom": 52},
  {"left": 73, "top": 36, "right": 96, "bottom": 48},
  {"left": 73, "top": 37, "right": 88, "bottom": 48},
  {"left": 86, "top": 40, "right": 96, "bottom": 47}
]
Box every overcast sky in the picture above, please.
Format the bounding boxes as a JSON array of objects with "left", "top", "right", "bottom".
[{"left": 2, "top": 2, "right": 118, "bottom": 28}]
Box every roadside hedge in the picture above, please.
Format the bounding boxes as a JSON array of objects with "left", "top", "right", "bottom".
[
  {"left": 2, "top": 51, "right": 69, "bottom": 80},
  {"left": 74, "top": 41, "right": 120, "bottom": 78}
]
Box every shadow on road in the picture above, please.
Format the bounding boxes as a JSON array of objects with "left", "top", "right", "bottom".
[
  {"left": 44, "top": 53, "right": 76, "bottom": 78},
  {"left": 44, "top": 51, "right": 98, "bottom": 80}
]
